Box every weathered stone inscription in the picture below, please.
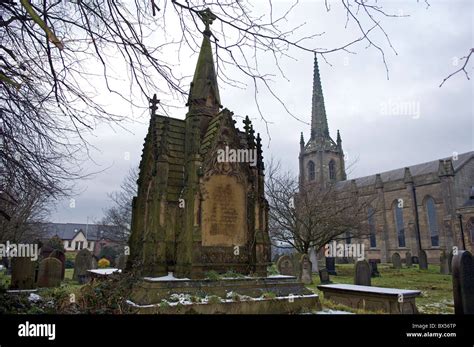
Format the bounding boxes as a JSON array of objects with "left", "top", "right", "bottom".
[{"left": 202, "top": 175, "right": 246, "bottom": 246}]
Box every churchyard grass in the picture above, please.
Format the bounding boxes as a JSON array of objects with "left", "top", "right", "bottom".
[{"left": 308, "top": 263, "right": 454, "bottom": 314}]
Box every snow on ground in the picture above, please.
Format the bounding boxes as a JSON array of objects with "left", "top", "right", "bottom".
[
  {"left": 143, "top": 272, "right": 190, "bottom": 281},
  {"left": 316, "top": 309, "right": 354, "bottom": 314},
  {"left": 88, "top": 268, "right": 121, "bottom": 275}
]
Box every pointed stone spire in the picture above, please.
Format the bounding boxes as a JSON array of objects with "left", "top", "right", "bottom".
[
  {"left": 311, "top": 53, "right": 329, "bottom": 139},
  {"left": 300, "top": 132, "right": 305, "bottom": 149},
  {"left": 336, "top": 129, "right": 342, "bottom": 147},
  {"left": 187, "top": 8, "right": 221, "bottom": 110}
]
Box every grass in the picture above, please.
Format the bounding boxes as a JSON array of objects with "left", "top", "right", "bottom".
[{"left": 307, "top": 263, "right": 454, "bottom": 314}]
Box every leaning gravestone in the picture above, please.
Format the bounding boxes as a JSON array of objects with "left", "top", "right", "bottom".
[
  {"left": 299, "top": 254, "right": 313, "bottom": 284},
  {"left": 391, "top": 252, "right": 401, "bottom": 269},
  {"left": 419, "top": 250, "right": 428, "bottom": 270},
  {"left": 354, "top": 260, "right": 371, "bottom": 286},
  {"left": 37, "top": 258, "right": 62, "bottom": 288},
  {"left": 276, "top": 255, "right": 294, "bottom": 276},
  {"left": 405, "top": 252, "right": 412, "bottom": 267},
  {"left": 319, "top": 268, "right": 331, "bottom": 284},
  {"left": 325, "top": 257, "right": 337, "bottom": 275},
  {"left": 73, "top": 249, "right": 94, "bottom": 284},
  {"left": 452, "top": 250, "right": 474, "bottom": 314},
  {"left": 49, "top": 250, "right": 66, "bottom": 280},
  {"left": 440, "top": 250, "right": 451, "bottom": 275},
  {"left": 10, "top": 257, "right": 36, "bottom": 289},
  {"left": 369, "top": 259, "right": 380, "bottom": 278}
]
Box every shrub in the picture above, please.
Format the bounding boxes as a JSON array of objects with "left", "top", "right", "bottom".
[
  {"left": 262, "top": 292, "right": 277, "bottom": 300},
  {"left": 98, "top": 258, "right": 110, "bottom": 268},
  {"left": 45, "top": 236, "right": 65, "bottom": 253},
  {"left": 98, "top": 246, "right": 119, "bottom": 266},
  {"left": 207, "top": 295, "right": 222, "bottom": 304},
  {"left": 205, "top": 271, "right": 221, "bottom": 281}
]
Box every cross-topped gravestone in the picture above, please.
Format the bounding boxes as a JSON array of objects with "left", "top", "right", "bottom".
[
  {"left": 149, "top": 94, "right": 159, "bottom": 116},
  {"left": 198, "top": 8, "right": 217, "bottom": 34}
]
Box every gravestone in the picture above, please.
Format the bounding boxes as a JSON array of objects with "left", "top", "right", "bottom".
[
  {"left": 115, "top": 254, "right": 128, "bottom": 270},
  {"left": 391, "top": 253, "right": 401, "bottom": 269},
  {"left": 276, "top": 255, "right": 294, "bottom": 276},
  {"left": 319, "top": 268, "right": 331, "bottom": 284},
  {"left": 10, "top": 257, "right": 36, "bottom": 289},
  {"left": 419, "top": 250, "right": 428, "bottom": 270},
  {"left": 49, "top": 249, "right": 66, "bottom": 280},
  {"left": 73, "top": 249, "right": 94, "bottom": 284},
  {"left": 325, "top": 257, "right": 337, "bottom": 275},
  {"left": 299, "top": 254, "right": 313, "bottom": 284},
  {"left": 440, "top": 250, "right": 450, "bottom": 275},
  {"left": 354, "top": 260, "right": 371, "bottom": 286},
  {"left": 37, "top": 258, "right": 62, "bottom": 288},
  {"left": 448, "top": 251, "right": 454, "bottom": 273},
  {"left": 412, "top": 256, "right": 419, "bottom": 265},
  {"left": 405, "top": 252, "right": 412, "bottom": 267},
  {"left": 369, "top": 259, "right": 380, "bottom": 277},
  {"left": 452, "top": 250, "right": 474, "bottom": 314}
]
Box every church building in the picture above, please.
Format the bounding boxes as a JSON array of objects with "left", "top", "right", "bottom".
[
  {"left": 299, "top": 53, "right": 474, "bottom": 264},
  {"left": 127, "top": 10, "right": 271, "bottom": 279}
]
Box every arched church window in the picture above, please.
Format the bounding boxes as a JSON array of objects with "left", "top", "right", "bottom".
[
  {"left": 329, "top": 160, "right": 336, "bottom": 180},
  {"left": 308, "top": 161, "right": 315, "bottom": 181},
  {"left": 368, "top": 207, "right": 377, "bottom": 248},
  {"left": 425, "top": 197, "right": 439, "bottom": 247},
  {"left": 393, "top": 202, "right": 406, "bottom": 247}
]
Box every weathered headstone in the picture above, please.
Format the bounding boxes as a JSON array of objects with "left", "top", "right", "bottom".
[
  {"left": 405, "top": 252, "right": 412, "bottom": 267},
  {"left": 299, "top": 254, "right": 313, "bottom": 284},
  {"left": 325, "top": 257, "right": 337, "bottom": 275},
  {"left": 276, "top": 255, "right": 294, "bottom": 276},
  {"left": 448, "top": 251, "right": 454, "bottom": 273},
  {"left": 115, "top": 254, "right": 128, "bottom": 270},
  {"left": 391, "top": 252, "right": 401, "bottom": 269},
  {"left": 412, "top": 256, "right": 419, "bottom": 265},
  {"left": 419, "top": 250, "right": 428, "bottom": 270},
  {"left": 369, "top": 259, "right": 380, "bottom": 277},
  {"left": 49, "top": 249, "right": 66, "bottom": 280},
  {"left": 10, "top": 257, "right": 36, "bottom": 290},
  {"left": 354, "top": 260, "right": 371, "bottom": 286},
  {"left": 73, "top": 249, "right": 94, "bottom": 284},
  {"left": 37, "top": 258, "right": 62, "bottom": 288},
  {"left": 452, "top": 250, "right": 474, "bottom": 314},
  {"left": 319, "top": 268, "right": 331, "bottom": 284},
  {"left": 440, "top": 250, "right": 451, "bottom": 275}
]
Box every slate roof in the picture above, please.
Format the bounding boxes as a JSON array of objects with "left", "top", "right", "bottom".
[
  {"left": 336, "top": 151, "right": 473, "bottom": 189},
  {"left": 41, "top": 223, "right": 121, "bottom": 241}
]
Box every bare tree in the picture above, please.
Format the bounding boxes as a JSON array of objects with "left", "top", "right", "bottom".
[
  {"left": 98, "top": 167, "right": 138, "bottom": 244},
  {"left": 265, "top": 160, "right": 375, "bottom": 255}
]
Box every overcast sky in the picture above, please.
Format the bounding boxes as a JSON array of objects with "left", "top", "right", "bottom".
[{"left": 50, "top": 0, "right": 473, "bottom": 224}]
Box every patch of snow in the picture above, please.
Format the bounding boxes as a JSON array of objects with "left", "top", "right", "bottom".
[
  {"left": 144, "top": 272, "right": 190, "bottom": 282},
  {"left": 316, "top": 309, "right": 354, "bottom": 315},
  {"left": 267, "top": 275, "right": 295, "bottom": 279},
  {"left": 88, "top": 268, "right": 121, "bottom": 275},
  {"left": 28, "top": 293, "right": 42, "bottom": 303}
]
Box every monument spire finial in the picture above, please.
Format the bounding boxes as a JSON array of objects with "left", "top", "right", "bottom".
[
  {"left": 311, "top": 53, "right": 329, "bottom": 139},
  {"left": 149, "top": 93, "right": 159, "bottom": 116},
  {"left": 198, "top": 8, "right": 217, "bottom": 36}
]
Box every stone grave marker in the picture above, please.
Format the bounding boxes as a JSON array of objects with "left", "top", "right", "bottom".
[
  {"left": 319, "top": 268, "right": 331, "bottom": 284},
  {"left": 325, "top": 257, "right": 337, "bottom": 275},
  {"left": 369, "top": 259, "right": 380, "bottom": 277},
  {"left": 37, "top": 258, "right": 62, "bottom": 288},
  {"left": 452, "top": 250, "right": 474, "bottom": 314},
  {"left": 354, "top": 259, "right": 371, "bottom": 286},
  {"left": 299, "top": 254, "right": 313, "bottom": 284},
  {"left": 10, "top": 257, "right": 36, "bottom": 290},
  {"left": 391, "top": 252, "right": 401, "bottom": 269},
  {"left": 115, "top": 254, "right": 128, "bottom": 270},
  {"left": 49, "top": 249, "right": 66, "bottom": 280},
  {"left": 405, "top": 252, "right": 412, "bottom": 267},
  {"left": 73, "top": 249, "right": 94, "bottom": 284},
  {"left": 440, "top": 250, "right": 451, "bottom": 275},
  {"left": 419, "top": 250, "right": 428, "bottom": 270},
  {"left": 276, "top": 255, "right": 294, "bottom": 276},
  {"left": 412, "top": 256, "right": 419, "bottom": 264}
]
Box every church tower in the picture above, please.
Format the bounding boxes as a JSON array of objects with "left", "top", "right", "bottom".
[{"left": 299, "top": 53, "right": 346, "bottom": 189}]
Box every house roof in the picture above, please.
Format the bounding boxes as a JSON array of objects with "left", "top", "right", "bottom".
[{"left": 41, "top": 223, "right": 122, "bottom": 241}]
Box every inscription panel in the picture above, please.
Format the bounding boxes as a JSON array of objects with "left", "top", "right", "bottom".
[{"left": 202, "top": 175, "right": 247, "bottom": 246}]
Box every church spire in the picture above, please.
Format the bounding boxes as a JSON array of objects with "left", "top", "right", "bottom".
[
  {"left": 311, "top": 53, "right": 329, "bottom": 139},
  {"left": 187, "top": 9, "right": 221, "bottom": 110}
]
